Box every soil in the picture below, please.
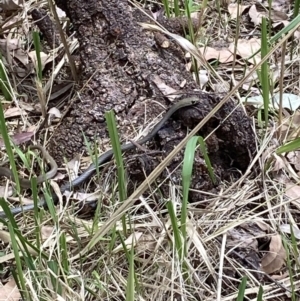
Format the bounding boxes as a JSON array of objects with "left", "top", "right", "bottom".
[{"left": 49, "top": 0, "right": 256, "bottom": 202}]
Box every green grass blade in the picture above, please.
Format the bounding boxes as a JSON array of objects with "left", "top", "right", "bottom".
[
  {"left": 167, "top": 201, "right": 183, "bottom": 260},
  {"left": 0, "top": 57, "right": 12, "bottom": 101},
  {"left": 47, "top": 260, "right": 62, "bottom": 295},
  {"left": 105, "top": 111, "right": 127, "bottom": 201},
  {"left": 7, "top": 222, "right": 30, "bottom": 300},
  {"left": 256, "top": 285, "right": 264, "bottom": 301},
  {"left": 125, "top": 235, "right": 135, "bottom": 301},
  {"left": 181, "top": 136, "right": 199, "bottom": 255},
  {"left": 174, "top": 0, "right": 180, "bottom": 16},
  {"left": 282, "top": 236, "right": 296, "bottom": 301},
  {"left": 83, "top": 132, "right": 100, "bottom": 179},
  {"left": 289, "top": 224, "right": 300, "bottom": 267},
  {"left": 198, "top": 137, "right": 216, "bottom": 184},
  {"left": 109, "top": 224, "right": 118, "bottom": 253},
  {"left": 260, "top": 17, "right": 270, "bottom": 128},
  {"left": 43, "top": 187, "right": 58, "bottom": 224},
  {"left": 246, "top": 14, "right": 300, "bottom": 62},
  {"left": 162, "top": 0, "right": 170, "bottom": 18},
  {"left": 59, "top": 232, "right": 70, "bottom": 273},
  {"left": 236, "top": 276, "right": 247, "bottom": 301},
  {"left": 31, "top": 177, "right": 41, "bottom": 250},
  {"left": 276, "top": 137, "right": 300, "bottom": 154},
  {"left": 0, "top": 99, "right": 20, "bottom": 192},
  {"left": 105, "top": 110, "right": 127, "bottom": 234}
]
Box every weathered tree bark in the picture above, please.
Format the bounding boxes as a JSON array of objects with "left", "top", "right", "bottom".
[
  {"left": 50, "top": 0, "right": 195, "bottom": 158},
  {"left": 50, "top": 0, "right": 256, "bottom": 200}
]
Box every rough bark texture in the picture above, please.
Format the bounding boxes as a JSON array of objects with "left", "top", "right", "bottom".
[
  {"left": 51, "top": 0, "right": 199, "bottom": 158},
  {"left": 50, "top": 0, "right": 256, "bottom": 201}
]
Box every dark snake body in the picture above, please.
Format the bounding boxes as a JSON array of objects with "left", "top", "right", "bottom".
[{"left": 0, "top": 97, "right": 199, "bottom": 218}]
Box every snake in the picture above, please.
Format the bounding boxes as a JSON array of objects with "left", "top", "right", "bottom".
[{"left": 0, "top": 97, "right": 199, "bottom": 218}]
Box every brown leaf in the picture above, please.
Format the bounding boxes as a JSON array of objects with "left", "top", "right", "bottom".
[
  {"left": 287, "top": 151, "right": 300, "bottom": 172},
  {"left": 0, "top": 38, "right": 22, "bottom": 51},
  {"left": 228, "top": 38, "right": 261, "bottom": 64},
  {"left": 228, "top": 3, "right": 250, "bottom": 19},
  {"left": 0, "top": 186, "right": 13, "bottom": 198},
  {"left": 285, "top": 182, "right": 300, "bottom": 200},
  {"left": 248, "top": 5, "right": 267, "bottom": 26},
  {"left": 261, "top": 234, "right": 286, "bottom": 274},
  {"left": 271, "top": 154, "right": 286, "bottom": 172},
  {"left": 4, "top": 107, "right": 27, "bottom": 118},
  {"left": 66, "top": 154, "right": 81, "bottom": 181},
  {"left": 227, "top": 228, "right": 258, "bottom": 250},
  {"left": 284, "top": 182, "right": 300, "bottom": 210},
  {"left": 113, "top": 232, "right": 143, "bottom": 253},
  {"left": 198, "top": 46, "right": 233, "bottom": 63},
  {"left": 0, "top": 131, "right": 34, "bottom": 148},
  {"left": 280, "top": 224, "right": 300, "bottom": 239},
  {"left": 0, "top": 0, "right": 22, "bottom": 11},
  {"left": 0, "top": 230, "right": 12, "bottom": 243},
  {"left": 41, "top": 226, "right": 54, "bottom": 240},
  {"left": 0, "top": 278, "right": 21, "bottom": 300},
  {"left": 8, "top": 196, "right": 34, "bottom": 205},
  {"left": 271, "top": 10, "right": 288, "bottom": 21}
]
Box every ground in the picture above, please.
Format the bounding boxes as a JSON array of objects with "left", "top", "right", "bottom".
[{"left": 0, "top": 0, "right": 299, "bottom": 300}]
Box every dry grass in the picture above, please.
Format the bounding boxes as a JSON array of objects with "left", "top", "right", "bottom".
[{"left": 0, "top": 0, "right": 300, "bottom": 300}]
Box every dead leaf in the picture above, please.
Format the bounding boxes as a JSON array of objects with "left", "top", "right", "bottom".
[
  {"left": 0, "top": 16, "right": 22, "bottom": 34},
  {"left": 0, "top": 230, "right": 13, "bottom": 243},
  {"left": 271, "top": 153, "right": 286, "bottom": 171},
  {"left": 0, "top": 278, "right": 21, "bottom": 300},
  {"left": 135, "top": 232, "right": 157, "bottom": 258},
  {"left": 193, "top": 70, "right": 208, "bottom": 89},
  {"left": 228, "top": 38, "right": 261, "bottom": 64},
  {"left": 28, "top": 51, "right": 53, "bottom": 72},
  {"left": 66, "top": 154, "right": 81, "bottom": 181},
  {"left": 248, "top": 5, "right": 267, "bottom": 26},
  {"left": 0, "top": 0, "right": 22, "bottom": 11},
  {"left": 291, "top": 111, "right": 300, "bottom": 127},
  {"left": 255, "top": 220, "right": 271, "bottom": 232},
  {"left": 0, "top": 38, "right": 22, "bottom": 51},
  {"left": 213, "top": 81, "right": 230, "bottom": 93},
  {"left": 41, "top": 226, "right": 54, "bottom": 240},
  {"left": 4, "top": 107, "right": 27, "bottom": 118},
  {"left": 48, "top": 107, "right": 62, "bottom": 118},
  {"left": 284, "top": 182, "right": 300, "bottom": 210},
  {"left": 8, "top": 196, "right": 34, "bottom": 205},
  {"left": 150, "top": 74, "right": 178, "bottom": 100},
  {"left": 261, "top": 234, "right": 286, "bottom": 274},
  {"left": 72, "top": 191, "right": 103, "bottom": 202},
  {"left": 0, "top": 131, "right": 34, "bottom": 148},
  {"left": 228, "top": 3, "right": 250, "bottom": 19},
  {"left": 285, "top": 182, "right": 300, "bottom": 201},
  {"left": 271, "top": 10, "right": 288, "bottom": 21},
  {"left": 198, "top": 46, "right": 233, "bottom": 63},
  {"left": 268, "top": 0, "right": 291, "bottom": 14},
  {"left": 0, "top": 186, "right": 13, "bottom": 198},
  {"left": 227, "top": 228, "right": 258, "bottom": 250},
  {"left": 19, "top": 101, "right": 35, "bottom": 112},
  {"left": 280, "top": 224, "right": 300, "bottom": 239},
  {"left": 113, "top": 232, "right": 143, "bottom": 253},
  {"left": 56, "top": 6, "right": 66, "bottom": 18},
  {"left": 287, "top": 151, "right": 300, "bottom": 172},
  {"left": 13, "top": 48, "right": 30, "bottom": 69}
]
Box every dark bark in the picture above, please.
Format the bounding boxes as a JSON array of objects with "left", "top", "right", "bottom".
[{"left": 49, "top": 0, "right": 256, "bottom": 201}]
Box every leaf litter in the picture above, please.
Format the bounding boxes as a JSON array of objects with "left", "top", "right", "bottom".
[{"left": 0, "top": 0, "right": 300, "bottom": 300}]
